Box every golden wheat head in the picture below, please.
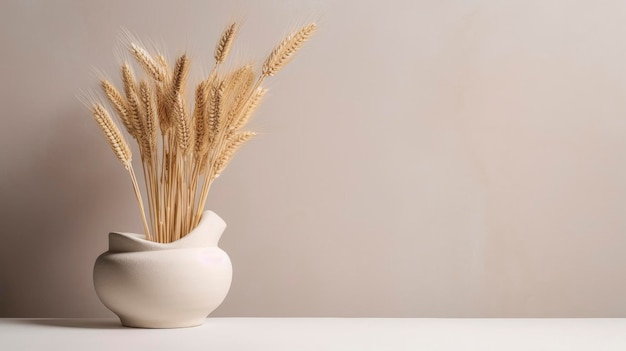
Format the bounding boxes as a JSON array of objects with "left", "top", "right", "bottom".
[
  {"left": 174, "top": 94, "right": 191, "bottom": 153},
  {"left": 214, "top": 131, "right": 256, "bottom": 178},
  {"left": 121, "top": 64, "right": 146, "bottom": 141},
  {"left": 100, "top": 79, "right": 134, "bottom": 136},
  {"left": 139, "top": 81, "right": 158, "bottom": 152},
  {"left": 262, "top": 23, "right": 317, "bottom": 77},
  {"left": 92, "top": 103, "right": 132, "bottom": 168},
  {"left": 215, "top": 22, "right": 238, "bottom": 64},
  {"left": 171, "top": 54, "right": 190, "bottom": 101},
  {"left": 207, "top": 79, "right": 224, "bottom": 140},
  {"left": 130, "top": 43, "right": 166, "bottom": 82},
  {"left": 193, "top": 80, "right": 210, "bottom": 157},
  {"left": 232, "top": 87, "right": 267, "bottom": 133}
]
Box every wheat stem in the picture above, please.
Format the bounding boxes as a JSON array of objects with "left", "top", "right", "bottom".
[{"left": 128, "top": 165, "right": 152, "bottom": 241}]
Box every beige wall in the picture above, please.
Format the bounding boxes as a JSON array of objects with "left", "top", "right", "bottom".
[{"left": 2, "top": 0, "right": 626, "bottom": 317}]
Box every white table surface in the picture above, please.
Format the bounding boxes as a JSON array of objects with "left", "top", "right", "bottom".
[{"left": 1, "top": 318, "right": 625, "bottom": 351}]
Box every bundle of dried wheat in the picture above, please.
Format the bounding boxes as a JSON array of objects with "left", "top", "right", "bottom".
[{"left": 88, "top": 22, "right": 316, "bottom": 243}]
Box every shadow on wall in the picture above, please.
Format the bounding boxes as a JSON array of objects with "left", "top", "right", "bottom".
[{"left": 0, "top": 106, "right": 125, "bottom": 317}]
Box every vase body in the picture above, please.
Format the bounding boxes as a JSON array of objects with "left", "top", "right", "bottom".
[{"left": 93, "top": 211, "right": 232, "bottom": 328}]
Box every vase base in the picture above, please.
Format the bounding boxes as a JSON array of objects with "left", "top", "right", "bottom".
[{"left": 119, "top": 317, "right": 206, "bottom": 329}]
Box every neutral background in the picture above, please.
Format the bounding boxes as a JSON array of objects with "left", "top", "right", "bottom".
[{"left": 2, "top": 0, "right": 626, "bottom": 318}]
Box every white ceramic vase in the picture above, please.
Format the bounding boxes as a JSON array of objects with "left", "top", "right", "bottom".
[{"left": 93, "top": 211, "right": 232, "bottom": 328}]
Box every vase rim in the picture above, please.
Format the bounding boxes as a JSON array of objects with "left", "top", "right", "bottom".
[{"left": 107, "top": 210, "right": 226, "bottom": 252}]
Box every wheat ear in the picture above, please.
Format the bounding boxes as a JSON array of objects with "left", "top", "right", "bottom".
[
  {"left": 154, "top": 53, "right": 171, "bottom": 135},
  {"left": 100, "top": 80, "right": 133, "bottom": 136},
  {"left": 207, "top": 79, "right": 224, "bottom": 142},
  {"left": 130, "top": 43, "right": 165, "bottom": 82},
  {"left": 156, "top": 85, "right": 171, "bottom": 134},
  {"left": 92, "top": 103, "right": 151, "bottom": 240},
  {"left": 232, "top": 87, "right": 267, "bottom": 133},
  {"left": 174, "top": 94, "right": 191, "bottom": 153},
  {"left": 157, "top": 54, "right": 168, "bottom": 69},
  {"left": 193, "top": 80, "right": 210, "bottom": 158},
  {"left": 223, "top": 65, "right": 255, "bottom": 117},
  {"left": 224, "top": 64, "right": 253, "bottom": 93},
  {"left": 171, "top": 54, "right": 190, "bottom": 102},
  {"left": 92, "top": 103, "right": 132, "bottom": 167},
  {"left": 262, "top": 23, "right": 317, "bottom": 77},
  {"left": 139, "top": 81, "right": 158, "bottom": 150},
  {"left": 214, "top": 22, "right": 238, "bottom": 64},
  {"left": 121, "top": 64, "right": 145, "bottom": 142},
  {"left": 213, "top": 131, "right": 256, "bottom": 178}
]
